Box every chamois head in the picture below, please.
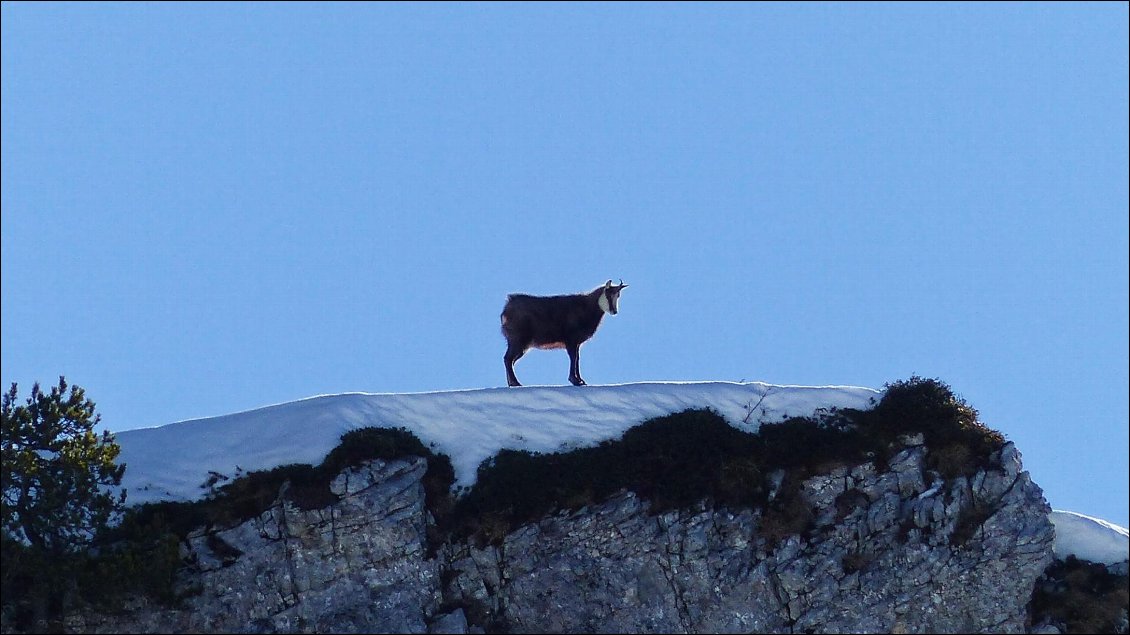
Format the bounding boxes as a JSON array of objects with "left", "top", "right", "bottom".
[{"left": 597, "top": 279, "right": 629, "bottom": 315}]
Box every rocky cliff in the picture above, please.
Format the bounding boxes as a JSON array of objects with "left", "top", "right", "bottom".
[
  {"left": 70, "top": 433, "right": 1057, "bottom": 633},
  {"left": 32, "top": 378, "right": 1125, "bottom": 634}
]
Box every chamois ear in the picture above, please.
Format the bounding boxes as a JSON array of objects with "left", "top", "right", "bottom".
[{"left": 605, "top": 279, "right": 613, "bottom": 288}]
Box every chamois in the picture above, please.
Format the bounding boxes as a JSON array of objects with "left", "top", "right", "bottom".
[{"left": 501, "top": 279, "right": 628, "bottom": 387}]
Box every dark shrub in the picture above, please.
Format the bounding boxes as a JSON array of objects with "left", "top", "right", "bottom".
[
  {"left": 443, "top": 378, "right": 1010, "bottom": 548},
  {"left": 862, "top": 376, "right": 1006, "bottom": 479},
  {"left": 1030, "top": 556, "right": 1130, "bottom": 634},
  {"left": 446, "top": 409, "right": 775, "bottom": 545}
]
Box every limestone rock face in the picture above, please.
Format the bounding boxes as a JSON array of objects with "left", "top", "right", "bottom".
[
  {"left": 74, "top": 438, "right": 1057, "bottom": 634},
  {"left": 79, "top": 457, "right": 443, "bottom": 634},
  {"left": 445, "top": 438, "right": 1054, "bottom": 634}
]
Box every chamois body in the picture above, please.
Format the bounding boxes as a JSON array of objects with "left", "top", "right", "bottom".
[{"left": 501, "top": 280, "right": 627, "bottom": 387}]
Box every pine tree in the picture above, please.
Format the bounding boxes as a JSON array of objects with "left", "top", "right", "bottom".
[{"left": 1, "top": 377, "right": 126, "bottom": 555}]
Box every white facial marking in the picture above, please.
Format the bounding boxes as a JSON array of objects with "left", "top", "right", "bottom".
[{"left": 599, "top": 288, "right": 621, "bottom": 315}]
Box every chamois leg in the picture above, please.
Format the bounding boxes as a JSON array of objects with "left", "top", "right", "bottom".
[
  {"left": 504, "top": 343, "right": 527, "bottom": 387},
  {"left": 567, "top": 343, "right": 586, "bottom": 386}
]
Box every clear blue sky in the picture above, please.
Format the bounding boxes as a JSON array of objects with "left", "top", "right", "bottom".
[{"left": 3, "top": 3, "right": 1127, "bottom": 527}]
